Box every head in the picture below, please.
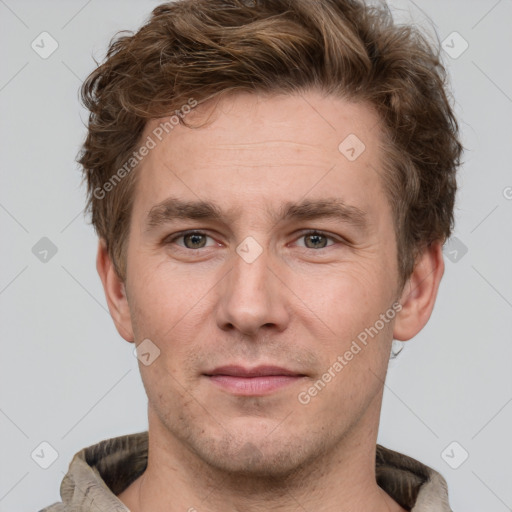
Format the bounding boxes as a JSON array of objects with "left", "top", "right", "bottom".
[{"left": 85, "top": 0, "right": 462, "bottom": 477}]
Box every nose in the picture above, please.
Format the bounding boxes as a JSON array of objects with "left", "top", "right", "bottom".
[{"left": 215, "top": 244, "right": 290, "bottom": 337}]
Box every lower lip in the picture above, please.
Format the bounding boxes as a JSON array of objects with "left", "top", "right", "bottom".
[{"left": 207, "top": 375, "right": 303, "bottom": 395}]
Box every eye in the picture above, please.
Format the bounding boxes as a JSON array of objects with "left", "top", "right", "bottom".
[
  {"left": 294, "top": 230, "right": 338, "bottom": 250},
  {"left": 164, "top": 229, "right": 342, "bottom": 252},
  {"left": 166, "top": 230, "right": 217, "bottom": 250}
]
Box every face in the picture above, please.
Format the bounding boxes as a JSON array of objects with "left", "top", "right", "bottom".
[{"left": 118, "top": 90, "right": 405, "bottom": 476}]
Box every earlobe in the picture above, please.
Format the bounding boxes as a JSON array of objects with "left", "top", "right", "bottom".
[
  {"left": 393, "top": 241, "right": 445, "bottom": 342},
  {"left": 96, "top": 239, "right": 135, "bottom": 343}
]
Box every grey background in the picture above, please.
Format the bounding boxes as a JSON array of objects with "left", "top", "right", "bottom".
[{"left": 1, "top": 1, "right": 511, "bottom": 510}]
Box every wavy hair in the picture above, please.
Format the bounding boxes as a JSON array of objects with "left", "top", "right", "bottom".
[{"left": 79, "top": 0, "right": 463, "bottom": 287}]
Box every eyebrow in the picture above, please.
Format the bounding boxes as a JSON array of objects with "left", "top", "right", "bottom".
[{"left": 145, "top": 196, "right": 369, "bottom": 232}]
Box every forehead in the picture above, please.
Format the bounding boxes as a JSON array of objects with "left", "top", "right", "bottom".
[
  {"left": 132, "top": 91, "right": 387, "bottom": 225},
  {"left": 148, "top": 91, "right": 380, "bottom": 160}
]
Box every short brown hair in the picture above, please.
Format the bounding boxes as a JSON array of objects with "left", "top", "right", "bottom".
[{"left": 79, "top": 0, "right": 463, "bottom": 287}]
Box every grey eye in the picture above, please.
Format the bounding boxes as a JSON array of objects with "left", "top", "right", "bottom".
[
  {"left": 183, "top": 233, "right": 208, "bottom": 249},
  {"left": 297, "top": 231, "right": 336, "bottom": 249}
]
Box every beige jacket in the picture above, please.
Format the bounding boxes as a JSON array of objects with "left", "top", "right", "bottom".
[{"left": 39, "top": 431, "right": 452, "bottom": 511}]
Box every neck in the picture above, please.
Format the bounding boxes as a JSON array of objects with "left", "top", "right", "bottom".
[{"left": 118, "top": 395, "right": 405, "bottom": 511}]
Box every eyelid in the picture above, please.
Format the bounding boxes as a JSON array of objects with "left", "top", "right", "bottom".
[
  {"left": 165, "top": 229, "right": 219, "bottom": 249},
  {"left": 292, "top": 229, "right": 344, "bottom": 249},
  {"left": 165, "top": 229, "right": 345, "bottom": 250}
]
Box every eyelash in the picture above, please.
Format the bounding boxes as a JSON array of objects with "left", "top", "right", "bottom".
[{"left": 164, "top": 229, "right": 343, "bottom": 251}]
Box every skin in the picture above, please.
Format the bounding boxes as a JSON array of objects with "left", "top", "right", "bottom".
[{"left": 98, "top": 90, "right": 444, "bottom": 512}]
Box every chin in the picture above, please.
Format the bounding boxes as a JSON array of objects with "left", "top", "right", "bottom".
[
  {"left": 203, "top": 444, "right": 306, "bottom": 478},
  {"left": 187, "top": 425, "right": 323, "bottom": 479}
]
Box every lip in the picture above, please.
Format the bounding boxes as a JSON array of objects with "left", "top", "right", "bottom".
[
  {"left": 207, "top": 365, "right": 303, "bottom": 377},
  {"left": 204, "top": 365, "right": 306, "bottom": 396}
]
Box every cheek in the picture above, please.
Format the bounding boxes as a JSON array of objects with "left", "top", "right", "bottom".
[
  {"left": 127, "top": 262, "right": 218, "bottom": 384},
  {"left": 297, "top": 263, "right": 392, "bottom": 337},
  {"left": 127, "top": 256, "right": 203, "bottom": 334},
  {"left": 140, "top": 357, "right": 200, "bottom": 434}
]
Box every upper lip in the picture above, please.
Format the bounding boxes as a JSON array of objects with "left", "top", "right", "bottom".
[{"left": 205, "top": 365, "right": 304, "bottom": 377}]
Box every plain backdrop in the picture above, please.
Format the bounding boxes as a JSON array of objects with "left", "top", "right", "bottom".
[{"left": 1, "top": 1, "right": 511, "bottom": 510}]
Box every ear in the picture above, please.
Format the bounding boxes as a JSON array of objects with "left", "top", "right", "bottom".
[
  {"left": 96, "top": 238, "right": 135, "bottom": 343},
  {"left": 393, "top": 240, "right": 445, "bottom": 341}
]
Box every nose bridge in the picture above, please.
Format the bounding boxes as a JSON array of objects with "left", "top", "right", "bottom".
[{"left": 216, "top": 239, "right": 288, "bottom": 335}]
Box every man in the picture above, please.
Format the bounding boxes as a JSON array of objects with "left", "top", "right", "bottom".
[{"left": 41, "top": 0, "right": 462, "bottom": 510}]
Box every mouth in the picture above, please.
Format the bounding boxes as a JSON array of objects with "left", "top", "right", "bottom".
[{"left": 203, "top": 365, "right": 307, "bottom": 396}]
